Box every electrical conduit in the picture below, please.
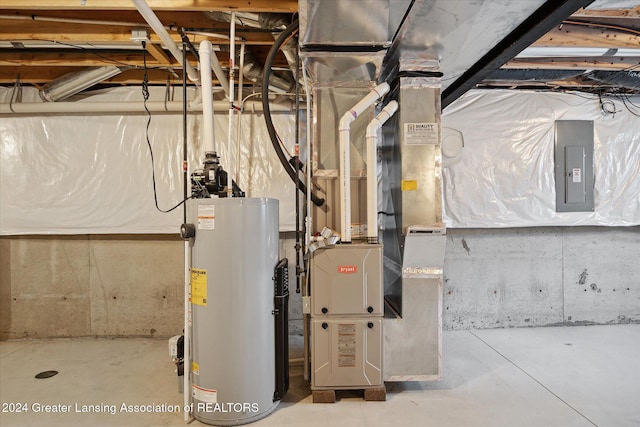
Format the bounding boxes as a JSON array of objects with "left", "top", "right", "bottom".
[{"left": 338, "top": 82, "right": 390, "bottom": 243}]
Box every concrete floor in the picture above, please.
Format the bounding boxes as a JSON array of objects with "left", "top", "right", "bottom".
[{"left": 1, "top": 325, "right": 638, "bottom": 427}]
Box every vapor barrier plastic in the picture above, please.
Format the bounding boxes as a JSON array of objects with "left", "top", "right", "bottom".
[
  {"left": 0, "top": 87, "right": 299, "bottom": 234},
  {"left": 442, "top": 90, "right": 640, "bottom": 227}
]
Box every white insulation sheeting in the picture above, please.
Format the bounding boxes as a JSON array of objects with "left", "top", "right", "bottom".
[
  {"left": 0, "top": 87, "right": 297, "bottom": 234},
  {"left": 442, "top": 90, "right": 640, "bottom": 228}
]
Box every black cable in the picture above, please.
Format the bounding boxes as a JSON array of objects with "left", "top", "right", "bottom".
[
  {"left": 141, "top": 41, "right": 192, "bottom": 213},
  {"left": 261, "top": 19, "right": 324, "bottom": 207},
  {"left": 378, "top": 211, "right": 395, "bottom": 216},
  {"left": 619, "top": 95, "right": 640, "bottom": 117},
  {"left": 598, "top": 93, "right": 618, "bottom": 117},
  {"left": 182, "top": 40, "right": 188, "bottom": 224}
]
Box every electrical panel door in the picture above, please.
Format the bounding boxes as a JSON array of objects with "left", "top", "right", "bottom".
[{"left": 555, "top": 121, "right": 594, "bottom": 212}]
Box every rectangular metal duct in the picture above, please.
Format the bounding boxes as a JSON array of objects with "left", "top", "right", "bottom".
[
  {"left": 382, "top": 0, "right": 548, "bottom": 84},
  {"left": 299, "top": 0, "right": 412, "bottom": 47}
]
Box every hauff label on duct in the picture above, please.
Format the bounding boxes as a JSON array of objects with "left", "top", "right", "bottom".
[{"left": 337, "top": 265, "right": 357, "bottom": 274}]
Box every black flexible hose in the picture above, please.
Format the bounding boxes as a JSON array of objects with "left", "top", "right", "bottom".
[{"left": 262, "top": 19, "right": 324, "bottom": 207}]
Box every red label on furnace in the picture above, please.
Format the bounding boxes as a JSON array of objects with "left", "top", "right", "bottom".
[{"left": 337, "top": 265, "right": 357, "bottom": 274}]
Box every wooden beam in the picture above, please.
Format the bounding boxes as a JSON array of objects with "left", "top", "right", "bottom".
[
  {"left": 0, "top": 19, "right": 278, "bottom": 45},
  {"left": 479, "top": 78, "right": 618, "bottom": 89},
  {"left": 0, "top": 66, "right": 81, "bottom": 83},
  {"left": 503, "top": 56, "right": 640, "bottom": 71},
  {"left": 0, "top": 50, "right": 287, "bottom": 68},
  {"left": 145, "top": 43, "right": 172, "bottom": 64},
  {"left": 0, "top": 66, "right": 182, "bottom": 84},
  {"left": 0, "top": 51, "right": 155, "bottom": 67},
  {"left": 0, "top": 64, "right": 282, "bottom": 85},
  {"left": 0, "top": 10, "right": 243, "bottom": 29},
  {"left": 571, "top": 6, "right": 640, "bottom": 19},
  {"left": 534, "top": 25, "right": 640, "bottom": 48},
  {"left": 0, "top": 0, "right": 298, "bottom": 13}
]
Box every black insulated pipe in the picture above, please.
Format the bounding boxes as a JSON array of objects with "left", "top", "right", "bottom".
[{"left": 262, "top": 19, "right": 324, "bottom": 207}]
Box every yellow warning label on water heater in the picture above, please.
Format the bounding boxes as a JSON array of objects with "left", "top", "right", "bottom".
[
  {"left": 191, "top": 361, "right": 200, "bottom": 375},
  {"left": 191, "top": 269, "right": 207, "bottom": 306},
  {"left": 401, "top": 180, "right": 418, "bottom": 191}
]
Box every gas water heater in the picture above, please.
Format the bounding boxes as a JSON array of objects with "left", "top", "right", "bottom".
[{"left": 185, "top": 197, "right": 288, "bottom": 425}]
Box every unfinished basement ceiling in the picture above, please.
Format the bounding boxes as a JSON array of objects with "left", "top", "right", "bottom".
[{"left": 0, "top": 0, "right": 638, "bottom": 99}]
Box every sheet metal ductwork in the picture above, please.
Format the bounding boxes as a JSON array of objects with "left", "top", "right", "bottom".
[
  {"left": 39, "top": 66, "right": 122, "bottom": 102},
  {"left": 585, "top": 70, "right": 640, "bottom": 91},
  {"left": 233, "top": 46, "right": 293, "bottom": 93},
  {"left": 205, "top": 11, "right": 297, "bottom": 91}
]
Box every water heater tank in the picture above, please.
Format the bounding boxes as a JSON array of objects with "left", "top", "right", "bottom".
[{"left": 188, "top": 198, "right": 279, "bottom": 425}]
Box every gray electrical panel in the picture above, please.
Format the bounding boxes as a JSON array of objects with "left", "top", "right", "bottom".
[{"left": 554, "top": 120, "right": 594, "bottom": 212}]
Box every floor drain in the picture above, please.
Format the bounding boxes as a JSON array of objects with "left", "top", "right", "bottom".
[{"left": 35, "top": 370, "right": 58, "bottom": 379}]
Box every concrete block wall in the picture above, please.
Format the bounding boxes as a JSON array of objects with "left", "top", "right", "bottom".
[
  {"left": 443, "top": 227, "right": 640, "bottom": 329},
  {"left": 2, "top": 227, "right": 638, "bottom": 340},
  {"left": 0, "top": 235, "right": 184, "bottom": 340}
]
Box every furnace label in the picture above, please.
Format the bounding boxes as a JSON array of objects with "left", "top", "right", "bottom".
[
  {"left": 404, "top": 122, "right": 439, "bottom": 145},
  {"left": 337, "top": 323, "right": 356, "bottom": 367}
]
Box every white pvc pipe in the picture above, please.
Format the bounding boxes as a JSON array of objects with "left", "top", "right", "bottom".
[
  {"left": 365, "top": 100, "right": 398, "bottom": 242},
  {"left": 131, "top": 0, "right": 200, "bottom": 84},
  {"left": 0, "top": 100, "right": 295, "bottom": 115},
  {"left": 209, "top": 49, "right": 230, "bottom": 100},
  {"left": 338, "top": 82, "right": 390, "bottom": 243},
  {"left": 199, "top": 40, "right": 216, "bottom": 154},
  {"left": 183, "top": 240, "right": 191, "bottom": 421},
  {"left": 235, "top": 40, "right": 246, "bottom": 184}
]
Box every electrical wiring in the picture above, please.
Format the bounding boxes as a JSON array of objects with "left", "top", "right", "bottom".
[
  {"left": 598, "top": 93, "right": 619, "bottom": 116},
  {"left": 261, "top": 18, "right": 324, "bottom": 207},
  {"left": 8, "top": 75, "right": 21, "bottom": 113},
  {"left": 238, "top": 91, "right": 295, "bottom": 158},
  {"left": 617, "top": 93, "right": 640, "bottom": 117},
  {"left": 140, "top": 41, "right": 192, "bottom": 213},
  {"left": 33, "top": 39, "right": 139, "bottom": 68},
  {"left": 31, "top": 38, "right": 182, "bottom": 75}
]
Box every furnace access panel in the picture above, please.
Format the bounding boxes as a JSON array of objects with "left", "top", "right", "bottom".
[
  {"left": 310, "top": 244, "right": 383, "bottom": 316},
  {"left": 312, "top": 318, "right": 382, "bottom": 388}
]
